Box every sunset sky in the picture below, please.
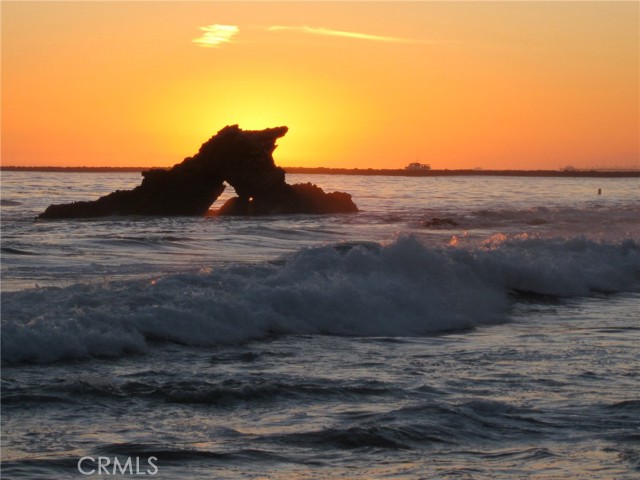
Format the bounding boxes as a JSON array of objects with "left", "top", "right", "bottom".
[{"left": 2, "top": 1, "right": 638, "bottom": 170}]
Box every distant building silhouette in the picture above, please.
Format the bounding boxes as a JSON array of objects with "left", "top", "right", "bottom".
[{"left": 405, "top": 162, "right": 431, "bottom": 171}]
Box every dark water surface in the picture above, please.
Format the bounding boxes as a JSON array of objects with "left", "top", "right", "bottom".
[{"left": 2, "top": 172, "right": 639, "bottom": 478}]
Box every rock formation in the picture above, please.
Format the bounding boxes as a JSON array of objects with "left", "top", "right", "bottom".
[
  {"left": 422, "top": 217, "right": 459, "bottom": 228},
  {"left": 39, "top": 125, "right": 358, "bottom": 219}
]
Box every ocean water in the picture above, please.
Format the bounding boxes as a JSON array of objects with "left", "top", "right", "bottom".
[{"left": 1, "top": 171, "right": 639, "bottom": 479}]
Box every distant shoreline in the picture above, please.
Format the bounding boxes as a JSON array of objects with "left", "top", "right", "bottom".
[{"left": 1, "top": 165, "right": 639, "bottom": 178}]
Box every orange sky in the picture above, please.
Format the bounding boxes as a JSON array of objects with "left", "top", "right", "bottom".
[{"left": 2, "top": 1, "right": 638, "bottom": 170}]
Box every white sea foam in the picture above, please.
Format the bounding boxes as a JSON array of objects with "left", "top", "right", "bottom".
[{"left": 2, "top": 236, "right": 639, "bottom": 364}]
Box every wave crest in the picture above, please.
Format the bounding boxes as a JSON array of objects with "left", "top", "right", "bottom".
[{"left": 2, "top": 236, "right": 638, "bottom": 364}]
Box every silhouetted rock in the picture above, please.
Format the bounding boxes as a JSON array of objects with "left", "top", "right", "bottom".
[
  {"left": 217, "top": 182, "right": 358, "bottom": 215},
  {"left": 39, "top": 125, "right": 358, "bottom": 219},
  {"left": 422, "top": 217, "right": 459, "bottom": 228}
]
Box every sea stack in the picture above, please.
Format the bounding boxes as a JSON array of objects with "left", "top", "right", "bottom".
[{"left": 38, "top": 125, "right": 358, "bottom": 219}]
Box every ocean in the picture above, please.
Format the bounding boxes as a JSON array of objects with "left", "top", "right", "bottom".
[{"left": 1, "top": 171, "right": 639, "bottom": 479}]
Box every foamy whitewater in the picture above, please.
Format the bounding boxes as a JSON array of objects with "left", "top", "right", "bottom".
[{"left": 2, "top": 171, "right": 639, "bottom": 478}]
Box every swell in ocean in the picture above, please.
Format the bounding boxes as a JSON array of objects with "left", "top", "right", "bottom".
[
  {"left": 3, "top": 235, "right": 638, "bottom": 365},
  {"left": 2, "top": 172, "right": 640, "bottom": 479}
]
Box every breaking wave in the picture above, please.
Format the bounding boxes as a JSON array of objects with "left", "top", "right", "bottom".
[{"left": 2, "top": 236, "right": 639, "bottom": 364}]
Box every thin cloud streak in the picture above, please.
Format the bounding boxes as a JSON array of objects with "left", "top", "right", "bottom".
[
  {"left": 268, "top": 25, "right": 410, "bottom": 43},
  {"left": 193, "top": 24, "right": 239, "bottom": 47}
]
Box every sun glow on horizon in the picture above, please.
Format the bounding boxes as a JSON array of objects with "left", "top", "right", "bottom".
[
  {"left": 2, "top": 2, "right": 638, "bottom": 170},
  {"left": 139, "top": 70, "right": 380, "bottom": 168}
]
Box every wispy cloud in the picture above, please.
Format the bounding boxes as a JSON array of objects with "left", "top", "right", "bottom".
[
  {"left": 193, "top": 24, "right": 239, "bottom": 48},
  {"left": 268, "top": 25, "right": 410, "bottom": 43}
]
